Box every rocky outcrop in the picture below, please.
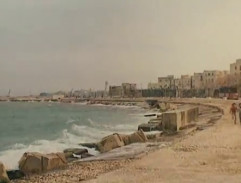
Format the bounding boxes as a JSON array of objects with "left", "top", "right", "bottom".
[
  {"left": 0, "top": 161, "right": 10, "bottom": 183},
  {"left": 19, "top": 152, "right": 67, "bottom": 174}
]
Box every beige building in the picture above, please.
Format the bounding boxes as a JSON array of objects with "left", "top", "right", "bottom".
[
  {"left": 158, "top": 75, "right": 174, "bottom": 89},
  {"left": 230, "top": 59, "right": 241, "bottom": 94},
  {"left": 109, "top": 86, "right": 122, "bottom": 97},
  {"left": 192, "top": 73, "right": 204, "bottom": 89},
  {"left": 109, "top": 83, "right": 138, "bottom": 98},
  {"left": 203, "top": 70, "right": 229, "bottom": 88},
  {"left": 202, "top": 70, "right": 229, "bottom": 96},
  {"left": 174, "top": 78, "right": 181, "bottom": 89},
  {"left": 180, "top": 75, "right": 192, "bottom": 90},
  {"left": 147, "top": 82, "right": 162, "bottom": 89},
  {"left": 230, "top": 59, "right": 241, "bottom": 76},
  {"left": 52, "top": 94, "right": 65, "bottom": 100},
  {"left": 122, "top": 83, "right": 137, "bottom": 97}
]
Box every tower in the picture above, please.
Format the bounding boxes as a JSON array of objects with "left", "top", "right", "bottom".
[{"left": 105, "top": 81, "right": 108, "bottom": 97}]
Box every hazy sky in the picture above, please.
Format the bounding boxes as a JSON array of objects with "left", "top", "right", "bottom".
[{"left": 1, "top": 0, "right": 241, "bottom": 95}]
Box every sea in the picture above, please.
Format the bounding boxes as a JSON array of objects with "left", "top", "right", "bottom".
[{"left": 0, "top": 102, "right": 148, "bottom": 169}]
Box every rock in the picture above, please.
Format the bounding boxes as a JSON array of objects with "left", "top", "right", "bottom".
[
  {"left": 138, "top": 123, "right": 160, "bottom": 132},
  {"left": 7, "top": 170, "right": 25, "bottom": 180},
  {"left": 79, "top": 143, "right": 98, "bottom": 149},
  {"left": 118, "top": 134, "right": 130, "bottom": 145},
  {"left": 0, "top": 161, "right": 10, "bottom": 183},
  {"left": 97, "top": 133, "right": 125, "bottom": 153},
  {"left": 146, "top": 132, "right": 163, "bottom": 140},
  {"left": 96, "top": 130, "right": 148, "bottom": 153},
  {"left": 64, "top": 148, "right": 93, "bottom": 161},
  {"left": 19, "top": 152, "right": 67, "bottom": 174},
  {"left": 81, "top": 153, "right": 94, "bottom": 159},
  {"left": 64, "top": 148, "right": 88, "bottom": 158},
  {"left": 145, "top": 99, "right": 159, "bottom": 107},
  {"left": 144, "top": 113, "right": 156, "bottom": 117},
  {"left": 128, "top": 129, "right": 148, "bottom": 144}
]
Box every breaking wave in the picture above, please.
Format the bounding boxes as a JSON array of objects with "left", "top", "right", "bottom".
[
  {"left": 0, "top": 129, "right": 99, "bottom": 169},
  {"left": 0, "top": 102, "right": 146, "bottom": 170}
]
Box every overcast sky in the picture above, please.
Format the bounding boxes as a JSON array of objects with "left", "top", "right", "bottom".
[{"left": 1, "top": 0, "right": 241, "bottom": 96}]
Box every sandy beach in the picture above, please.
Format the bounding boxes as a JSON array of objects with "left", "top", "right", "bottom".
[
  {"left": 9, "top": 98, "right": 239, "bottom": 183},
  {"left": 86, "top": 99, "right": 241, "bottom": 183}
]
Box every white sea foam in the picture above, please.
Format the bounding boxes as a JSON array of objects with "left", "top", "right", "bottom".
[
  {"left": 0, "top": 130, "right": 99, "bottom": 170},
  {"left": 71, "top": 124, "right": 110, "bottom": 141},
  {"left": 66, "top": 119, "right": 76, "bottom": 124},
  {"left": 87, "top": 118, "right": 139, "bottom": 133},
  {"left": 0, "top": 103, "right": 147, "bottom": 170}
]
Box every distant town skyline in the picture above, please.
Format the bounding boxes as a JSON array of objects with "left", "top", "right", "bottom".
[{"left": 1, "top": 0, "right": 241, "bottom": 96}]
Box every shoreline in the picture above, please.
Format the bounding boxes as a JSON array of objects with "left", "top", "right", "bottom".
[
  {"left": 0, "top": 101, "right": 149, "bottom": 170},
  {"left": 9, "top": 98, "right": 225, "bottom": 183}
]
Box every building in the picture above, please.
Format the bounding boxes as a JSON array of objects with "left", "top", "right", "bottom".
[
  {"left": 39, "top": 92, "right": 51, "bottom": 97},
  {"left": 109, "top": 86, "right": 122, "bottom": 97},
  {"left": 109, "top": 83, "right": 139, "bottom": 98},
  {"left": 173, "top": 78, "right": 181, "bottom": 89},
  {"left": 122, "top": 83, "right": 137, "bottom": 98},
  {"left": 203, "top": 70, "right": 228, "bottom": 88},
  {"left": 230, "top": 59, "right": 241, "bottom": 76},
  {"left": 158, "top": 75, "right": 175, "bottom": 89},
  {"left": 180, "top": 75, "right": 192, "bottom": 90},
  {"left": 52, "top": 94, "right": 65, "bottom": 100},
  {"left": 230, "top": 59, "right": 241, "bottom": 95},
  {"left": 147, "top": 82, "right": 162, "bottom": 89},
  {"left": 202, "top": 70, "right": 229, "bottom": 96},
  {"left": 192, "top": 73, "right": 204, "bottom": 89}
]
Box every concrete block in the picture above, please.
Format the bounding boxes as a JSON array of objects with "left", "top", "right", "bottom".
[{"left": 162, "top": 107, "right": 199, "bottom": 131}]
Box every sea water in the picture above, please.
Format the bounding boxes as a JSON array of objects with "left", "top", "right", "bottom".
[{"left": 0, "top": 102, "right": 147, "bottom": 169}]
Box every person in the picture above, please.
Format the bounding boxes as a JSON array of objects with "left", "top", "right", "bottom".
[
  {"left": 230, "top": 103, "right": 237, "bottom": 124},
  {"left": 239, "top": 103, "right": 241, "bottom": 125}
]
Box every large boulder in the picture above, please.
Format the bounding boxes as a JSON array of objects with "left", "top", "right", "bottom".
[
  {"left": 118, "top": 134, "right": 130, "bottom": 146},
  {"left": 128, "top": 129, "right": 148, "bottom": 144},
  {"left": 0, "top": 161, "right": 10, "bottom": 183},
  {"left": 19, "top": 152, "right": 67, "bottom": 174},
  {"left": 97, "top": 133, "right": 125, "bottom": 153}
]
